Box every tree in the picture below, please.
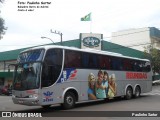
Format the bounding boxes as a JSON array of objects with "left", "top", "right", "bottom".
[
  {"left": 0, "top": 0, "right": 7, "bottom": 39},
  {"left": 0, "top": 17, "right": 6, "bottom": 39},
  {"left": 144, "top": 45, "right": 160, "bottom": 75}
]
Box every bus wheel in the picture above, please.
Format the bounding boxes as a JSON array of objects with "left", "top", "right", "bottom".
[
  {"left": 125, "top": 87, "right": 133, "bottom": 100},
  {"left": 134, "top": 86, "right": 141, "bottom": 98},
  {"left": 62, "top": 92, "right": 76, "bottom": 109}
]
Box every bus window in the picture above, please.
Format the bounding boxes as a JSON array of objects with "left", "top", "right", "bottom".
[
  {"left": 81, "top": 53, "right": 98, "bottom": 69},
  {"left": 140, "top": 62, "right": 145, "bottom": 72},
  {"left": 111, "top": 57, "right": 123, "bottom": 70},
  {"left": 98, "top": 55, "right": 111, "bottom": 70},
  {"left": 41, "top": 49, "right": 63, "bottom": 87},
  {"left": 123, "top": 59, "right": 132, "bottom": 71},
  {"left": 64, "top": 50, "right": 82, "bottom": 68},
  {"left": 82, "top": 53, "right": 89, "bottom": 68},
  {"left": 99, "top": 55, "right": 105, "bottom": 69},
  {"left": 105, "top": 56, "right": 111, "bottom": 69},
  {"left": 144, "top": 61, "right": 151, "bottom": 72},
  {"left": 132, "top": 60, "right": 140, "bottom": 72},
  {"left": 140, "top": 61, "right": 151, "bottom": 72},
  {"left": 88, "top": 54, "right": 98, "bottom": 68}
]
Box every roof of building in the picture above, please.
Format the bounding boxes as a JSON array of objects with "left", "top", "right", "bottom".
[
  {"left": 102, "top": 40, "right": 146, "bottom": 59},
  {"left": 0, "top": 39, "right": 147, "bottom": 61},
  {"left": 0, "top": 48, "right": 25, "bottom": 61}
]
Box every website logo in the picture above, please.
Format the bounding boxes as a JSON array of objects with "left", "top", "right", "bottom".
[
  {"left": 1, "top": 112, "right": 42, "bottom": 117},
  {"left": 2, "top": 112, "right": 11, "bottom": 117}
]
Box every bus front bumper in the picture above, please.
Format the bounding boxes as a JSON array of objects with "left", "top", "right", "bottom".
[{"left": 12, "top": 96, "right": 40, "bottom": 106}]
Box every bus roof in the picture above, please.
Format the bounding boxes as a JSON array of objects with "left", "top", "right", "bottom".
[{"left": 21, "top": 45, "right": 150, "bottom": 62}]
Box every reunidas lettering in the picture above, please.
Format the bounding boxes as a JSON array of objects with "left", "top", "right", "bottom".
[{"left": 126, "top": 72, "right": 147, "bottom": 79}]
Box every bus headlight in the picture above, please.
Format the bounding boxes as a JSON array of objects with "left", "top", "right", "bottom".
[
  {"left": 12, "top": 94, "right": 16, "bottom": 98},
  {"left": 29, "top": 94, "right": 38, "bottom": 99}
]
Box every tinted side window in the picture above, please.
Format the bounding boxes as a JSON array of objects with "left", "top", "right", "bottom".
[
  {"left": 88, "top": 53, "right": 98, "bottom": 68},
  {"left": 64, "top": 50, "right": 82, "bottom": 68},
  {"left": 63, "top": 50, "right": 151, "bottom": 72},
  {"left": 82, "top": 53, "right": 89, "bottom": 68},
  {"left": 132, "top": 60, "right": 141, "bottom": 72},
  {"left": 64, "top": 51, "right": 98, "bottom": 69},
  {"left": 134, "top": 61, "right": 151, "bottom": 72},
  {"left": 111, "top": 57, "right": 123, "bottom": 70},
  {"left": 98, "top": 55, "right": 111, "bottom": 70},
  {"left": 82, "top": 53, "right": 98, "bottom": 69},
  {"left": 143, "top": 61, "right": 151, "bottom": 72},
  {"left": 123, "top": 59, "right": 132, "bottom": 71}
]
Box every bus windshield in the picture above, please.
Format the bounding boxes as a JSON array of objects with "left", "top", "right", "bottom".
[
  {"left": 17, "top": 49, "right": 44, "bottom": 63},
  {"left": 13, "top": 49, "right": 44, "bottom": 90},
  {"left": 13, "top": 62, "right": 41, "bottom": 90}
]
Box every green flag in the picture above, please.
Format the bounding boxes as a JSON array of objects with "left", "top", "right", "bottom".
[{"left": 81, "top": 13, "right": 91, "bottom": 21}]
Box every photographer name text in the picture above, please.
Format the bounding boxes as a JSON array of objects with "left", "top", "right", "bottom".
[
  {"left": 132, "top": 112, "right": 158, "bottom": 117},
  {"left": 17, "top": 1, "right": 52, "bottom": 11}
]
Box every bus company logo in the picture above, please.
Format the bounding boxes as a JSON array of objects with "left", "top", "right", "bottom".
[
  {"left": 126, "top": 72, "right": 147, "bottom": 79},
  {"left": 43, "top": 91, "right": 53, "bottom": 102},
  {"left": 82, "top": 37, "right": 101, "bottom": 47},
  {"left": 59, "top": 69, "right": 78, "bottom": 83},
  {"left": 69, "top": 69, "right": 77, "bottom": 80}
]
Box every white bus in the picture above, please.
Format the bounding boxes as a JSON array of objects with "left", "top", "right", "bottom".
[{"left": 12, "top": 45, "right": 152, "bottom": 109}]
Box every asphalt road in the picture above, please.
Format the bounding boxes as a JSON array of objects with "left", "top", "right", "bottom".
[{"left": 0, "top": 85, "right": 160, "bottom": 120}]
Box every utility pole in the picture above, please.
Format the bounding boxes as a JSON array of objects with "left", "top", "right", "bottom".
[{"left": 50, "top": 29, "right": 63, "bottom": 45}]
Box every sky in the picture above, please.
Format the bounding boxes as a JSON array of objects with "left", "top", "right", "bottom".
[{"left": 0, "top": 0, "right": 160, "bottom": 52}]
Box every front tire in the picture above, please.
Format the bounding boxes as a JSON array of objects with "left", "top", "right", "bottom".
[{"left": 62, "top": 92, "right": 76, "bottom": 109}]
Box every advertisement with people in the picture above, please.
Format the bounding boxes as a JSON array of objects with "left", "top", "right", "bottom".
[{"left": 88, "top": 70, "right": 117, "bottom": 100}]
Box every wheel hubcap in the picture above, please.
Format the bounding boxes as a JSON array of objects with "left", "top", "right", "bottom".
[
  {"left": 128, "top": 91, "right": 131, "bottom": 96},
  {"left": 127, "top": 90, "right": 132, "bottom": 98},
  {"left": 66, "top": 96, "right": 73, "bottom": 105},
  {"left": 135, "top": 89, "right": 140, "bottom": 97}
]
